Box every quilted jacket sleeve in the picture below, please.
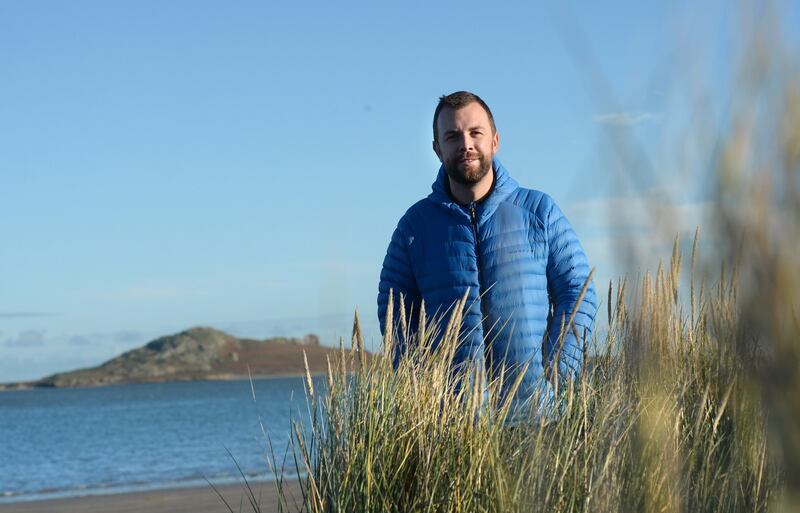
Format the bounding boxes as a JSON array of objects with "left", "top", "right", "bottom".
[
  {"left": 378, "top": 218, "right": 421, "bottom": 367},
  {"left": 543, "top": 198, "right": 597, "bottom": 383}
]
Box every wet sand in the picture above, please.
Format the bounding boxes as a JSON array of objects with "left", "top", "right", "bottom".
[{"left": 0, "top": 480, "right": 303, "bottom": 513}]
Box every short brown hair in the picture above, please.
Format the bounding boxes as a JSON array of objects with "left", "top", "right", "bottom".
[{"left": 432, "top": 91, "right": 497, "bottom": 142}]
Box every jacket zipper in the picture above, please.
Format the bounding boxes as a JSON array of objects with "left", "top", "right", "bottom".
[
  {"left": 469, "top": 203, "right": 490, "bottom": 362},
  {"left": 469, "top": 203, "right": 484, "bottom": 290}
]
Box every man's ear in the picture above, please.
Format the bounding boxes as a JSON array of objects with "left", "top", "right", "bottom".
[
  {"left": 432, "top": 140, "right": 443, "bottom": 162},
  {"left": 492, "top": 131, "right": 500, "bottom": 155}
]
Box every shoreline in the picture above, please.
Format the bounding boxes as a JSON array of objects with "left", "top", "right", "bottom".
[
  {"left": 0, "top": 372, "right": 329, "bottom": 392},
  {"left": 0, "top": 480, "right": 302, "bottom": 513}
]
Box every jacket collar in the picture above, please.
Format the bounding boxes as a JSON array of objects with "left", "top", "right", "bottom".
[{"left": 427, "top": 157, "right": 519, "bottom": 222}]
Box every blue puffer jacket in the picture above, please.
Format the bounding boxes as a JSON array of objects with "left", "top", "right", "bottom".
[{"left": 378, "top": 158, "right": 596, "bottom": 414}]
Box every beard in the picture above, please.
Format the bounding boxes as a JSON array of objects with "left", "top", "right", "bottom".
[{"left": 444, "top": 151, "right": 492, "bottom": 185}]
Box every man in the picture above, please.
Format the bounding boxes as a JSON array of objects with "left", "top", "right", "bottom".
[{"left": 377, "top": 91, "right": 596, "bottom": 416}]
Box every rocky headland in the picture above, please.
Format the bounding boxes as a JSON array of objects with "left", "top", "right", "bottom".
[{"left": 0, "top": 326, "right": 354, "bottom": 390}]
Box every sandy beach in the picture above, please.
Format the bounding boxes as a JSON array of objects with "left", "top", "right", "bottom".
[{"left": 0, "top": 480, "right": 303, "bottom": 513}]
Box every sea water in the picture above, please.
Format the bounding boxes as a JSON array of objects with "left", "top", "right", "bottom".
[{"left": 0, "top": 376, "right": 319, "bottom": 503}]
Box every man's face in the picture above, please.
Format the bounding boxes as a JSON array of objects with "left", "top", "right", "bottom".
[{"left": 433, "top": 102, "right": 499, "bottom": 186}]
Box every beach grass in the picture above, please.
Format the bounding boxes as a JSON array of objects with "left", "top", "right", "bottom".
[{"left": 267, "top": 235, "right": 784, "bottom": 513}]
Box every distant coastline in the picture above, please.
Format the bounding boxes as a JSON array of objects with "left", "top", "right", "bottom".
[
  {"left": 0, "top": 371, "right": 330, "bottom": 392},
  {"left": 0, "top": 326, "right": 356, "bottom": 391}
]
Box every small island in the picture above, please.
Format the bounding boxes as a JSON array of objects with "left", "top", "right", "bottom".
[{"left": 0, "top": 326, "right": 354, "bottom": 390}]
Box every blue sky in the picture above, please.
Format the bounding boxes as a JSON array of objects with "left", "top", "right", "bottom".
[{"left": 1, "top": 1, "right": 798, "bottom": 381}]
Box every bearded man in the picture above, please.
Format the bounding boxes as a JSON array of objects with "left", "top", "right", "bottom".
[{"left": 377, "top": 91, "right": 597, "bottom": 416}]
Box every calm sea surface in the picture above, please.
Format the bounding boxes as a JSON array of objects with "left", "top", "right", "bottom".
[{"left": 0, "top": 377, "right": 320, "bottom": 503}]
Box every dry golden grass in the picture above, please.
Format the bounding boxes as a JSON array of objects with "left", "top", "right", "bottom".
[{"left": 263, "top": 237, "right": 783, "bottom": 513}]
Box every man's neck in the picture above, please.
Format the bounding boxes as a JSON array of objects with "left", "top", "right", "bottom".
[{"left": 448, "top": 167, "right": 495, "bottom": 205}]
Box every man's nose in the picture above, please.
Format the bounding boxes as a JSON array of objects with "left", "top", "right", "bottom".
[{"left": 458, "top": 134, "right": 474, "bottom": 151}]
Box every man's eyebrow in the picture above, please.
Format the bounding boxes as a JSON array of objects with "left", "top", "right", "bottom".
[{"left": 443, "top": 125, "right": 485, "bottom": 135}]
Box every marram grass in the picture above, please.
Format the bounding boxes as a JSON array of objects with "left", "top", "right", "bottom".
[{"left": 251, "top": 235, "right": 783, "bottom": 513}]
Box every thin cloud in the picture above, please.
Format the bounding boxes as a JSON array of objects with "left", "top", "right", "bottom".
[
  {"left": 66, "top": 330, "right": 145, "bottom": 346},
  {"left": 567, "top": 194, "right": 711, "bottom": 235},
  {"left": 113, "top": 330, "right": 144, "bottom": 343},
  {"left": 68, "top": 335, "right": 92, "bottom": 346},
  {"left": 4, "top": 330, "right": 46, "bottom": 348},
  {"left": 0, "top": 312, "right": 55, "bottom": 319},
  {"left": 106, "top": 285, "right": 199, "bottom": 301},
  {"left": 593, "top": 111, "right": 662, "bottom": 126}
]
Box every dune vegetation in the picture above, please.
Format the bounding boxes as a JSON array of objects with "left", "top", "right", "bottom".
[{"left": 259, "top": 238, "right": 783, "bottom": 513}]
